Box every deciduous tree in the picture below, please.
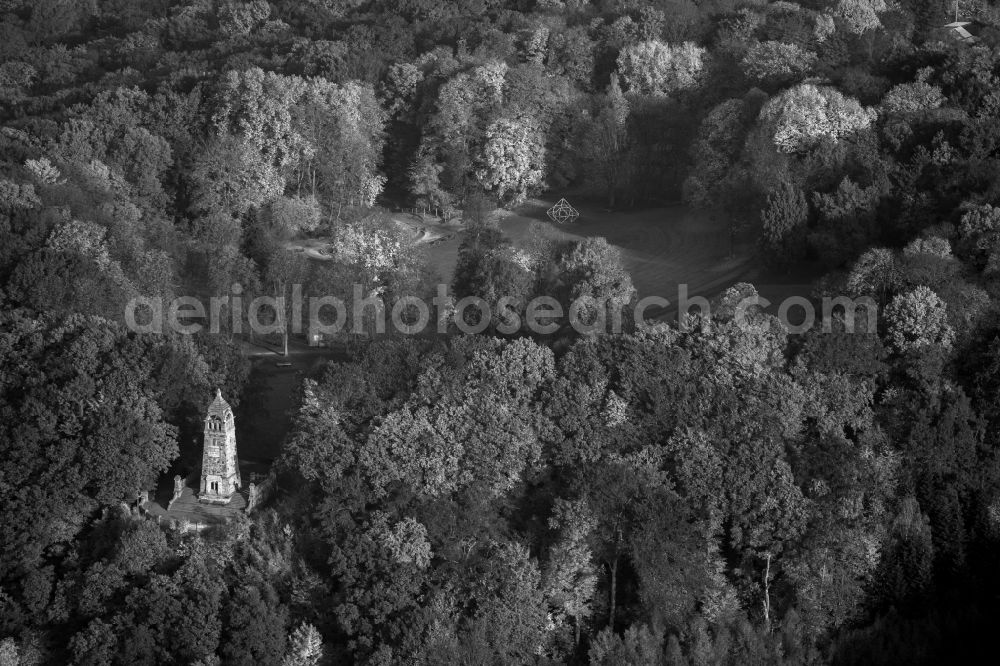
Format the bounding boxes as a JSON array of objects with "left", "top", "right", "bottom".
[
  {"left": 474, "top": 117, "right": 545, "bottom": 205},
  {"left": 580, "top": 76, "right": 632, "bottom": 207},
  {"left": 616, "top": 39, "right": 706, "bottom": 96},
  {"left": 884, "top": 286, "right": 955, "bottom": 354},
  {"left": 760, "top": 84, "right": 877, "bottom": 153}
]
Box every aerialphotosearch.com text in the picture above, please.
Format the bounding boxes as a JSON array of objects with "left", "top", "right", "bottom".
[{"left": 124, "top": 283, "right": 878, "bottom": 337}]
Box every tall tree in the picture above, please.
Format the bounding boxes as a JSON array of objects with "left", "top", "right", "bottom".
[
  {"left": 474, "top": 117, "right": 545, "bottom": 205},
  {"left": 581, "top": 76, "right": 632, "bottom": 207}
]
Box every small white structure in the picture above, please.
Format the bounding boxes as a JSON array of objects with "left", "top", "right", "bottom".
[
  {"left": 943, "top": 21, "right": 978, "bottom": 44},
  {"left": 547, "top": 198, "right": 579, "bottom": 224},
  {"left": 943, "top": 1, "right": 981, "bottom": 44}
]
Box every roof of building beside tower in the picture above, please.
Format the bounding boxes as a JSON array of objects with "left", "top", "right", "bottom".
[{"left": 942, "top": 20, "right": 983, "bottom": 44}]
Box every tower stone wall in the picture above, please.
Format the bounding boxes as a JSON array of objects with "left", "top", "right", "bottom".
[{"left": 199, "top": 389, "right": 241, "bottom": 504}]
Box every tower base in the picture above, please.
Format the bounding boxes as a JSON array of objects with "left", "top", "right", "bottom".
[{"left": 198, "top": 492, "right": 235, "bottom": 505}]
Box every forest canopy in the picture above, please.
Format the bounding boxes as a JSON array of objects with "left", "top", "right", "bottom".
[{"left": 4, "top": 0, "right": 1000, "bottom": 664}]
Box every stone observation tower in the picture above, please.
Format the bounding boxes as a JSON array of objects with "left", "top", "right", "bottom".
[{"left": 199, "top": 389, "right": 241, "bottom": 504}]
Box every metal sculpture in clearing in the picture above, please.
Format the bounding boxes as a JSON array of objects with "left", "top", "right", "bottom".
[{"left": 547, "top": 198, "right": 579, "bottom": 224}]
